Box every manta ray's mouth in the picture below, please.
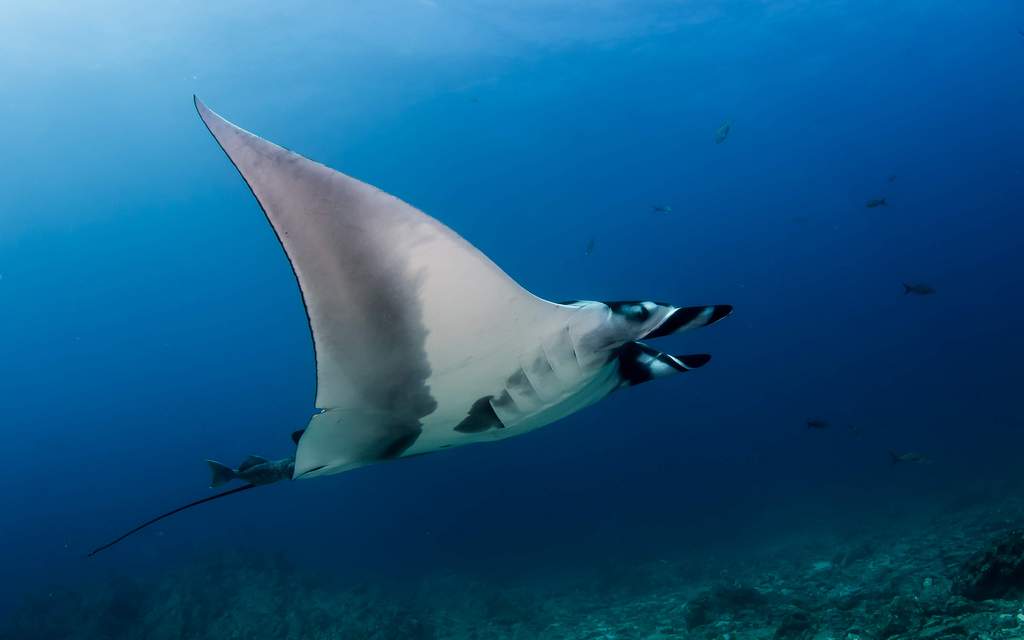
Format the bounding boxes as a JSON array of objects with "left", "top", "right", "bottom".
[{"left": 293, "top": 464, "right": 327, "bottom": 479}]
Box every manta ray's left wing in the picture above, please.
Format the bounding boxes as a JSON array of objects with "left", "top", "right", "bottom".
[{"left": 195, "top": 98, "right": 574, "bottom": 477}]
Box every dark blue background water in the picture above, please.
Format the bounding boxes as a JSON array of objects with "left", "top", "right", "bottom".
[{"left": 2, "top": 0, "right": 1023, "bottom": 610}]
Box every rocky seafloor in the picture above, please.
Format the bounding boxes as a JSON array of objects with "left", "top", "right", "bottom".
[{"left": 6, "top": 491, "right": 1024, "bottom": 640}]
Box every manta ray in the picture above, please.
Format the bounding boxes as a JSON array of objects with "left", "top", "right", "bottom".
[{"left": 88, "top": 98, "right": 732, "bottom": 555}]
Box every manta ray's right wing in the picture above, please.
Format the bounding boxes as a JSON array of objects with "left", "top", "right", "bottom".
[{"left": 195, "top": 98, "right": 573, "bottom": 477}]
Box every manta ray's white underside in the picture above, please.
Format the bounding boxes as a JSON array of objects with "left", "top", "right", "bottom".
[{"left": 196, "top": 98, "right": 731, "bottom": 480}]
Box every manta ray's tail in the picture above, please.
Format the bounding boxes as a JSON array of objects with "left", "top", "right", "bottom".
[{"left": 87, "top": 483, "right": 257, "bottom": 557}]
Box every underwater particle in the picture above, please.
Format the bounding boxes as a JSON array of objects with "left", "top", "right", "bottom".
[
  {"left": 585, "top": 238, "right": 595, "bottom": 256},
  {"left": 651, "top": 204, "right": 672, "bottom": 214},
  {"left": 806, "top": 418, "right": 829, "bottom": 429},
  {"left": 901, "top": 282, "right": 935, "bottom": 295},
  {"left": 847, "top": 424, "right": 861, "bottom": 438},
  {"left": 889, "top": 451, "right": 931, "bottom": 464},
  {"left": 865, "top": 197, "right": 887, "bottom": 208},
  {"left": 888, "top": 174, "right": 897, "bottom": 182},
  {"left": 715, "top": 120, "right": 731, "bottom": 144},
  {"left": 811, "top": 560, "right": 833, "bottom": 573}
]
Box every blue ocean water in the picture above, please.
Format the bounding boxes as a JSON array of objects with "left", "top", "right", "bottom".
[{"left": 2, "top": 1, "right": 1024, "bottom": 636}]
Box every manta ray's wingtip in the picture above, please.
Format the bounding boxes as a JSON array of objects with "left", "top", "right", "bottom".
[
  {"left": 193, "top": 96, "right": 236, "bottom": 136},
  {"left": 193, "top": 95, "right": 216, "bottom": 124}
]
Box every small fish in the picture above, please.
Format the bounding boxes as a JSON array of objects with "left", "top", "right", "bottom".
[
  {"left": 887, "top": 174, "right": 897, "bottom": 183},
  {"left": 807, "top": 419, "right": 829, "bottom": 429},
  {"left": 585, "top": 238, "right": 595, "bottom": 256},
  {"left": 865, "top": 197, "right": 887, "bottom": 208},
  {"left": 651, "top": 204, "right": 673, "bottom": 214},
  {"left": 715, "top": 120, "right": 731, "bottom": 144},
  {"left": 902, "top": 282, "right": 936, "bottom": 296},
  {"left": 889, "top": 451, "right": 931, "bottom": 464}
]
